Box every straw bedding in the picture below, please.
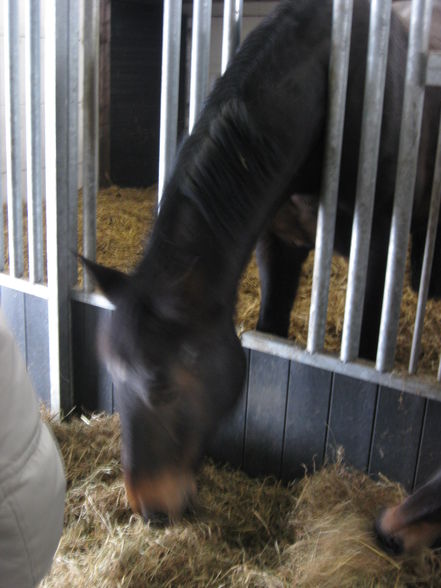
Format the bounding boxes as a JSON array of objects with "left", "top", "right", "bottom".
[{"left": 40, "top": 412, "right": 441, "bottom": 587}]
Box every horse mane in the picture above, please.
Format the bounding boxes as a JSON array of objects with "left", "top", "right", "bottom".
[{"left": 174, "top": 98, "right": 283, "bottom": 246}]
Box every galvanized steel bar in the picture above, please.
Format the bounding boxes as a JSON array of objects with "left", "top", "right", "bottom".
[
  {"left": 82, "top": 0, "right": 100, "bottom": 292},
  {"left": 0, "top": 136, "right": 3, "bottom": 273},
  {"left": 189, "top": 0, "right": 212, "bottom": 133},
  {"left": 45, "top": 0, "right": 78, "bottom": 413},
  {"left": 307, "top": 0, "right": 353, "bottom": 354},
  {"left": 340, "top": 0, "right": 392, "bottom": 362},
  {"left": 376, "top": 0, "right": 433, "bottom": 373},
  {"left": 68, "top": 0, "right": 79, "bottom": 286},
  {"left": 409, "top": 120, "right": 441, "bottom": 374},
  {"left": 4, "top": 0, "right": 24, "bottom": 278},
  {"left": 158, "top": 0, "right": 183, "bottom": 202},
  {"left": 221, "top": 0, "right": 243, "bottom": 74},
  {"left": 25, "top": 0, "right": 44, "bottom": 284}
]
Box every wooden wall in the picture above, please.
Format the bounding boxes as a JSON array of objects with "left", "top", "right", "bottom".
[
  {"left": 70, "top": 301, "right": 441, "bottom": 492},
  {"left": 0, "top": 286, "right": 50, "bottom": 406},
  {"left": 2, "top": 292, "right": 440, "bottom": 493}
]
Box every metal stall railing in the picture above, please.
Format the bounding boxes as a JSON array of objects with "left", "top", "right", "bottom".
[
  {"left": 159, "top": 0, "right": 441, "bottom": 393},
  {"left": 0, "top": 0, "right": 99, "bottom": 413},
  {"left": 2, "top": 0, "right": 440, "bottom": 412}
]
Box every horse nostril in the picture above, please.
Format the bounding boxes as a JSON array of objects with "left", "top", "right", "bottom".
[{"left": 374, "top": 513, "right": 404, "bottom": 556}]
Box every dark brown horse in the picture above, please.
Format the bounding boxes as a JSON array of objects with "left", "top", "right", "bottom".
[{"left": 84, "top": 0, "right": 441, "bottom": 551}]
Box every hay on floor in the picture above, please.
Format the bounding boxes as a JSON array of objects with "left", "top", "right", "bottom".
[
  {"left": 3, "top": 185, "right": 441, "bottom": 376},
  {"left": 40, "top": 413, "right": 441, "bottom": 588}
]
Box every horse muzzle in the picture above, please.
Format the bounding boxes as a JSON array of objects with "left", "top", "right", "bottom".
[{"left": 124, "top": 468, "right": 197, "bottom": 523}]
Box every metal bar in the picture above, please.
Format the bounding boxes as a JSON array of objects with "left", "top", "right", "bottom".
[
  {"left": 307, "top": 0, "right": 353, "bottom": 354},
  {"left": 68, "top": 0, "right": 79, "bottom": 286},
  {"left": 376, "top": 0, "right": 433, "bottom": 373},
  {"left": 25, "top": 0, "right": 44, "bottom": 284},
  {"left": 0, "top": 273, "right": 49, "bottom": 299},
  {"left": 409, "top": 120, "right": 441, "bottom": 374},
  {"left": 4, "top": 0, "right": 24, "bottom": 278},
  {"left": 189, "top": 0, "right": 212, "bottom": 132},
  {"left": 340, "top": 0, "right": 392, "bottom": 362},
  {"left": 71, "top": 287, "right": 115, "bottom": 311},
  {"left": 438, "top": 355, "right": 441, "bottom": 382},
  {"left": 426, "top": 51, "right": 441, "bottom": 86},
  {"left": 158, "top": 0, "right": 183, "bottom": 202},
  {"left": 221, "top": 0, "right": 243, "bottom": 74},
  {"left": 45, "top": 0, "right": 77, "bottom": 413},
  {"left": 82, "top": 0, "right": 100, "bottom": 292},
  {"left": 242, "top": 331, "right": 441, "bottom": 403}
]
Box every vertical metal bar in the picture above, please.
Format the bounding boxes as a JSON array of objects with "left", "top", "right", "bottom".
[
  {"left": 82, "top": 0, "right": 100, "bottom": 292},
  {"left": 4, "top": 0, "right": 24, "bottom": 278},
  {"left": 438, "top": 356, "right": 441, "bottom": 382},
  {"left": 158, "top": 0, "right": 182, "bottom": 203},
  {"left": 0, "top": 129, "right": 3, "bottom": 273},
  {"left": 45, "top": 0, "right": 77, "bottom": 413},
  {"left": 376, "top": 0, "right": 433, "bottom": 372},
  {"left": 25, "top": 0, "right": 44, "bottom": 283},
  {"left": 221, "top": 0, "right": 242, "bottom": 74},
  {"left": 68, "top": 0, "right": 79, "bottom": 286},
  {"left": 340, "top": 0, "right": 392, "bottom": 362},
  {"left": 409, "top": 120, "right": 441, "bottom": 374},
  {"left": 307, "top": 0, "right": 353, "bottom": 354},
  {"left": 189, "top": 0, "right": 212, "bottom": 133}
]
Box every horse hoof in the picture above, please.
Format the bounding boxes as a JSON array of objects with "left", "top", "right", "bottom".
[{"left": 142, "top": 509, "right": 170, "bottom": 527}]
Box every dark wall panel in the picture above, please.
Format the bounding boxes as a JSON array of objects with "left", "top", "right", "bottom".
[
  {"left": 326, "top": 374, "right": 377, "bottom": 471},
  {"left": 1, "top": 288, "right": 50, "bottom": 405},
  {"left": 1, "top": 287, "right": 26, "bottom": 358},
  {"left": 72, "top": 301, "right": 113, "bottom": 413},
  {"left": 244, "top": 350, "right": 290, "bottom": 477},
  {"left": 208, "top": 348, "right": 249, "bottom": 468},
  {"left": 414, "top": 399, "right": 441, "bottom": 489},
  {"left": 25, "top": 295, "right": 50, "bottom": 405},
  {"left": 369, "top": 387, "right": 426, "bottom": 490},
  {"left": 282, "top": 362, "right": 332, "bottom": 481}
]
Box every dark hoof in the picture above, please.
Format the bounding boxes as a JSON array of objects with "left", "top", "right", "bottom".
[
  {"left": 375, "top": 510, "right": 404, "bottom": 556},
  {"left": 142, "top": 509, "right": 170, "bottom": 527}
]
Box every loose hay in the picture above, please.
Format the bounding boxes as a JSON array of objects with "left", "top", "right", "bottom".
[{"left": 40, "top": 413, "right": 441, "bottom": 587}]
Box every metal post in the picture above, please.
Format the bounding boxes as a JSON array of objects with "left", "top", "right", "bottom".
[
  {"left": 189, "top": 0, "right": 212, "bottom": 133},
  {"left": 68, "top": 0, "right": 79, "bottom": 286},
  {"left": 25, "top": 0, "right": 44, "bottom": 284},
  {"left": 409, "top": 120, "right": 441, "bottom": 374},
  {"left": 376, "top": 0, "right": 433, "bottom": 372},
  {"left": 158, "top": 0, "right": 183, "bottom": 203},
  {"left": 307, "top": 0, "right": 353, "bottom": 354},
  {"left": 82, "top": 0, "right": 100, "bottom": 292},
  {"left": 340, "top": 0, "right": 392, "bottom": 362},
  {"left": 221, "top": 0, "right": 242, "bottom": 74},
  {"left": 45, "top": 0, "right": 78, "bottom": 413},
  {"left": 4, "top": 0, "right": 24, "bottom": 278}
]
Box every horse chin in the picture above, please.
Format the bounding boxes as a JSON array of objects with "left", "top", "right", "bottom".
[{"left": 124, "top": 468, "right": 197, "bottom": 522}]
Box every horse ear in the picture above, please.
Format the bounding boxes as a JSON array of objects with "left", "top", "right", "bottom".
[{"left": 80, "top": 256, "right": 128, "bottom": 304}]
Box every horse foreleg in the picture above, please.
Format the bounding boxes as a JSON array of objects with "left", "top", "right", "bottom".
[
  {"left": 375, "top": 467, "right": 441, "bottom": 554},
  {"left": 256, "top": 231, "right": 310, "bottom": 338}
]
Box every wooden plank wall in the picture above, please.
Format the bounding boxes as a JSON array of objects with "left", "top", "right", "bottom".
[
  {"left": 0, "top": 286, "right": 50, "bottom": 405},
  {"left": 210, "top": 349, "right": 441, "bottom": 492},
  {"left": 2, "top": 293, "right": 439, "bottom": 493}
]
